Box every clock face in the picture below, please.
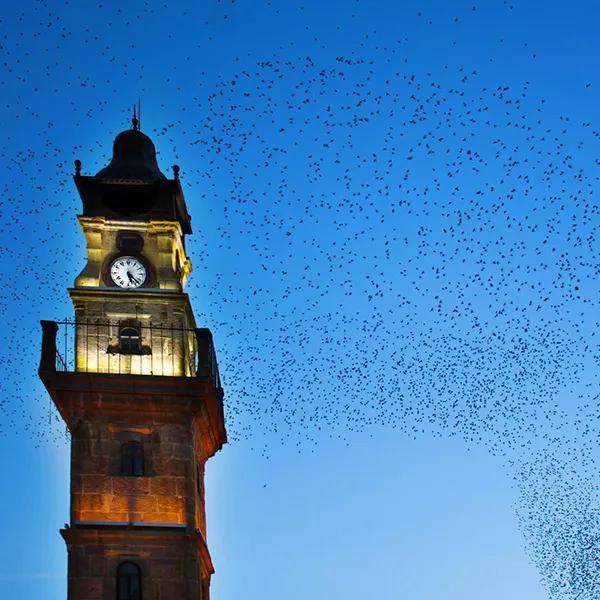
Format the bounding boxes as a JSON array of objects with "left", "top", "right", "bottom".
[{"left": 110, "top": 256, "right": 147, "bottom": 288}]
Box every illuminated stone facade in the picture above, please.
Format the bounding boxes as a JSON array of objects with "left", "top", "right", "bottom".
[{"left": 39, "top": 123, "right": 226, "bottom": 600}]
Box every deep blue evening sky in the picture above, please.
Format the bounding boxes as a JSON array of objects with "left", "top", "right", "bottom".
[{"left": 0, "top": 1, "right": 599, "bottom": 598}]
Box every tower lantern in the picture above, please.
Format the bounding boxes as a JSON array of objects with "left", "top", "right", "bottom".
[{"left": 39, "top": 118, "right": 226, "bottom": 600}]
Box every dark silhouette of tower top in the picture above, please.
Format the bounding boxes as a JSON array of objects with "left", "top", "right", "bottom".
[
  {"left": 73, "top": 113, "right": 191, "bottom": 231},
  {"left": 95, "top": 126, "right": 166, "bottom": 180},
  {"left": 96, "top": 104, "right": 164, "bottom": 181}
]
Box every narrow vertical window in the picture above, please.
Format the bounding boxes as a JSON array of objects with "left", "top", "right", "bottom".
[
  {"left": 117, "top": 561, "right": 141, "bottom": 600},
  {"left": 120, "top": 441, "right": 144, "bottom": 476},
  {"left": 119, "top": 326, "right": 141, "bottom": 354}
]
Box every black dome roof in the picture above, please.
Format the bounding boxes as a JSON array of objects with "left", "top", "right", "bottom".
[{"left": 95, "top": 129, "right": 166, "bottom": 180}]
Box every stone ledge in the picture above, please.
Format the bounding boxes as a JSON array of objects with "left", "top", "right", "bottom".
[{"left": 73, "top": 520, "right": 186, "bottom": 528}]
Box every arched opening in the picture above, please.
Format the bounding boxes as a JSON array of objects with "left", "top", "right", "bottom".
[
  {"left": 119, "top": 326, "right": 141, "bottom": 355},
  {"left": 120, "top": 441, "right": 144, "bottom": 476},
  {"left": 117, "top": 561, "right": 142, "bottom": 600}
]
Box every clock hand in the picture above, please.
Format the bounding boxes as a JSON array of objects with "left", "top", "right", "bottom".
[{"left": 128, "top": 272, "right": 141, "bottom": 285}]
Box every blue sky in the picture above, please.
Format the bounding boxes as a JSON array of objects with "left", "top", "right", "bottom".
[{"left": 1, "top": 1, "right": 600, "bottom": 598}]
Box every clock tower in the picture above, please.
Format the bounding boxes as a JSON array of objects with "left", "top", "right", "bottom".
[{"left": 39, "top": 117, "right": 226, "bottom": 600}]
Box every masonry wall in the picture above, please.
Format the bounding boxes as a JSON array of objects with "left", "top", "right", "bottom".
[
  {"left": 70, "top": 412, "right": 205, "bottom": 528},
  {"left": 64, "top": 530, "right": 210, "bottom": 600}
]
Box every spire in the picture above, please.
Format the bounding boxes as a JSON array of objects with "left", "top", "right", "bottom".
[{"left": 132, "top": 102, "right": 139, "bottom": 131}]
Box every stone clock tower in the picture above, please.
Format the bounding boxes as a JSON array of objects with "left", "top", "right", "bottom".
[{"left": 39, "top": 117, "right": 226, "bottom": 600}]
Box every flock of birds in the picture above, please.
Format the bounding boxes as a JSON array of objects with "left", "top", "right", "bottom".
[
  {"left": 0, "top": 0, "right": 598, "bottom": 598},
  {"left": 185, "top": 57, "right": 600, "bottom": 599}
]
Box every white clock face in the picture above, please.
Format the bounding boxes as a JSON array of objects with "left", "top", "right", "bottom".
[{"left": 110, "top": 256, "right": 147, "bottom": 288}]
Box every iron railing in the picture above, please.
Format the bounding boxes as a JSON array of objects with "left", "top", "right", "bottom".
[{"left": 39, "top": 319, "right": 221, "bottom": 388}]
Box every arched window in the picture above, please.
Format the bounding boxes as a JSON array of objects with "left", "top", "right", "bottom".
[
  {"left": 119, "top": 326, "right": 141, "bottom": 355},
  {"left": 117, "top": 561, "right": 141, "bottom": 600},
  {"left": 120, "top": 441, "right": 144, "bottom": 476}
]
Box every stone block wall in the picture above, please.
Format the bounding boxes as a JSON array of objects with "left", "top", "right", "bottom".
[
  {"left": 71, "top": 413, "right": 205, "bottom": 528},
  {"left": 64, "top": 529, "right": 210, "bottom": 600}
]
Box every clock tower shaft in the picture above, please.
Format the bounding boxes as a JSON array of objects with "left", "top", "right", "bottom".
[{"left": 39, "top": 122, "right": 226, "bottom": 600}]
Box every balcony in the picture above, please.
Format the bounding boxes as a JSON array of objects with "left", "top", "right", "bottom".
[{"left": 39, "top": 319, "right": 221, "bottom": 388}]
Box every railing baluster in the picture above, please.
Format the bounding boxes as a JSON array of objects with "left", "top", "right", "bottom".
[
  {"left": 170, "top": 322, "right": 174, "bottom": 376},
  {"left": 140, "top": 321, "right": 143, "bottom": 375},
  {"left": 64, "top": 318, "right": 68, "bottom": 371},
  {"left": 85, "top": 319, "right": 88, "bottom": 373},
  {"left": 96, "top": 318, "right": 99, "bottom": 373},
  {"left": 180, "top": 321, "right": 184, "bottom": 375}
]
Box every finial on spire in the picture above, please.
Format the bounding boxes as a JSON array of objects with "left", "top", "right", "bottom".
[
  {"left": 132, "top": 103, "right": 139, "bottom": 131},
  {"left": 172, "top": 164, "right": 180, "bottom": 179},
  {"left": 74, "top": 159, "right": 82, "bottom": 176}
]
